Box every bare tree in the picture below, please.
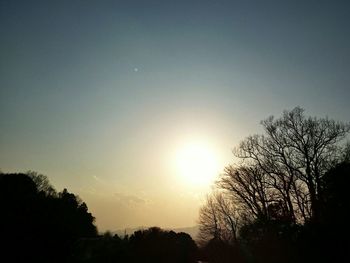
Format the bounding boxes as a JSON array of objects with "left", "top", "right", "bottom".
[
  {"left": 218, "top": 164, "right": 276, "bottom": 221},
  {"left": 198, "top": 194, "right": 221, "bottom": 244},
  {"left": 198, "top": 192, "right": 240, "bottom": 244},
  {"left": 232, "top": 107, "right": 350, "bottom": 222},
  {"left": 198, "top": 107, "right": 350, "bottom": 244}
]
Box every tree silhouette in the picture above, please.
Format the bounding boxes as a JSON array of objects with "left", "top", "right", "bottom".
[
  {"left": 129, "top": 227, "right": 197, "bottom": 263},
  {"left": 72, "top": 232, "right": 130, "bottom": 263},
  {"left": 0, "top": 172, "right": 199, "bottom": 262},
  {"left": 198, "top": 192, "right": 240, "bottom": 244},
  {"left": 198, "top": 107, "right": 350, "bottom": 262},
  {"left": 27, "top": 170, "right": 57, "bottom": 196},
  {"left": 232, "top": 107, "right": 350, "bottom": 223},
  {"left": 0, "top": 172, "right": 97, "bottom": 263},
  {"left": 72, "top": 227, "right": 198, "bottom": 263}
]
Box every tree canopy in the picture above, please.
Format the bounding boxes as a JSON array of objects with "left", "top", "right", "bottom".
[
  {"left": 0, "top": 171, "right": 198, "bottom": 263},
  {"left": 198, "top": 107, "right": 350, "bottom": 262},
  {"left": 0, "top": 171, "right": 97, "bottom": 262}
]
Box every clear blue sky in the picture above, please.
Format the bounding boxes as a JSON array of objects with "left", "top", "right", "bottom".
[{"left": 1, "top": 0, "right": 349, "bottom": 231}]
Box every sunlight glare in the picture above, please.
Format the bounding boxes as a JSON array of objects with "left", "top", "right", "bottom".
[{"left": 175, "top": 141, "right": 220, "bottom": 187}]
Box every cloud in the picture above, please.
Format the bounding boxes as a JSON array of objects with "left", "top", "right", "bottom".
[
  {"left": 92, "top": 175, "right": 102, "bottom": 182},
  {"left": 114, "top": 192, "right": 147, "bottom": 206}
]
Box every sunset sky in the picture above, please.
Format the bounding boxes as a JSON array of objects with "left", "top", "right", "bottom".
[{"left": 1, "top": 0, "right": 350, "bottom": 232}]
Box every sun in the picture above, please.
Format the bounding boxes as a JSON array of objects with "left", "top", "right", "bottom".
[{"left": 175, "top": 141, "right": 221, "bottom": 187}]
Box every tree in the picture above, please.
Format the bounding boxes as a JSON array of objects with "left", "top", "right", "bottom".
[
  {"left": 27, "top": 171, "right": 57, "bottom": 196},
  {"left": 296, "top": 160, "right": 350, "bottom": 263},
  {"left": 0, "top": 171, "right": 97, "bottom": 262},
  {"left": 129, "top": 227, "right": 198, "bottom": 263},
  {"left": 198, "top": 194, "right": 221, "bottom": 243},
  {"left": 225, "top": 107, "right": 349, "bottom": 223},
  {"left": 198, "top": 192, "right": 240, "bottom": 244},
  {"left": 218, "top": 164, "right": 276, "bottom": 222},
  {"left": 198, "top": 107, "right": 350, "bottom": 246},
  {"left": 321, "top": 161, "right": 350, "bottom": 229}
]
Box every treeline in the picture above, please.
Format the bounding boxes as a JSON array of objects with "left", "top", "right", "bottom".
[
  {"left": 0, "top": 171, "right": 198, "bottom": 263},
  {"left": 1, "top": 107, "right": 349, "bottom": 263},
  {"left": 198, "top": 107, "right": 350, "bottom": 263},
  {"left": 73, "top": 227, "right": 197, "bottom": 263},
  {"left": 0, "top": 171, "right": 97, "bottom": 262}
]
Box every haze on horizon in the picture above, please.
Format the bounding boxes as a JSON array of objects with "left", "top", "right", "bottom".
[{"left": 1, "top": 0, "right": 349, "bottom": 232}]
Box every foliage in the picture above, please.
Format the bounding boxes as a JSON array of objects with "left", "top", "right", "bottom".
[
  {"left": 129, "top": 227, "right": 198, "bottom": 263},
  {"left": 72, "top": 227, "right": 198, "bottom": 263},
  {"left": 0, "top": 172, "right": 97, "bottom": 263},
  {"left": 0, "top": 171, "right": 198, "bottom": 262}
]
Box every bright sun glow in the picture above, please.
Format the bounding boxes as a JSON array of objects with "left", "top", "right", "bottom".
[{"left": 175, "top": 141, "right": 221, "bottom": 187}]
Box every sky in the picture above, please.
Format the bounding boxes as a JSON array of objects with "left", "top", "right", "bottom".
[{"left": 1, "top": 0, "right": 350, "bottom": 232}]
